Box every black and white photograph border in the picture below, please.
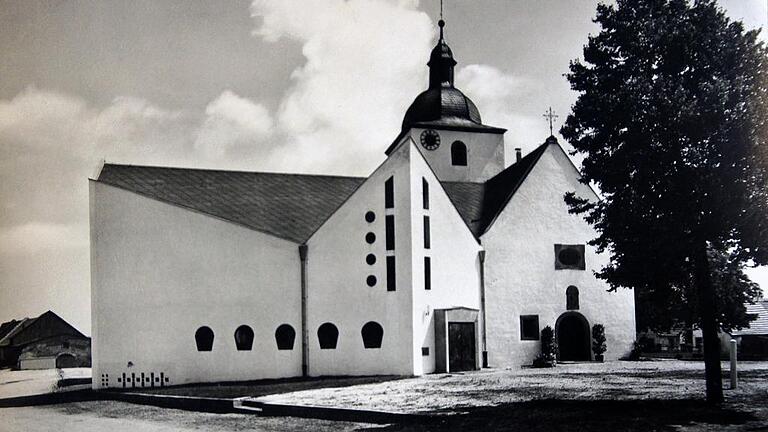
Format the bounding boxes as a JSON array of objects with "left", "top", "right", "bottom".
[{"left": 1, "top": 1, "right": 768, "bottom": 431}]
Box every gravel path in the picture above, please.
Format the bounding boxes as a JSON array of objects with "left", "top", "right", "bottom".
[{"left": 256, "top": 360, "right": 768, "bottom": 413}]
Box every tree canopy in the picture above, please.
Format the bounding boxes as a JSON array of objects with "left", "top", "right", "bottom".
[{"left": 561, "top": 0, "right": 768, "bottom": 403}]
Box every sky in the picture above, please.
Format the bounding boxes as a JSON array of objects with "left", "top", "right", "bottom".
[{"left": 0, "top": 0, "right": 767, "bottom": 334}]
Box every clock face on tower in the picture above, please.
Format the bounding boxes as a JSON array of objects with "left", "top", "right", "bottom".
[{"left": 420, "top": 129, "right": 440, "bottom": 151}]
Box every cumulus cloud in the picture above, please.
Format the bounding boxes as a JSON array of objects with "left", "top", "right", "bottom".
[
  {"left": 456, "top": 64, "right": 546, "bottom": 156},
  {"left": 251, "top": 0, "right": 433, "bottom": 173},
  {"left": 195, "top": 90, "right": 274, "bottom": 159}
]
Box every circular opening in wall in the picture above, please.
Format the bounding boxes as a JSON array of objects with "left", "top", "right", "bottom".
[
  {"left": 558, "top": 247, "right": 582, "bottom": 266},
  {"left": 367, "top": 275, "right": 377, "bottom": 287},
  {"left": 365, "top": 211, "right": 376, "bottom": 223},
  {"left": 366, "top": 254, "right": 376, "bottom": 265},
  {"left": 365, "top": 232, "right": 376, "bottom": 244}
]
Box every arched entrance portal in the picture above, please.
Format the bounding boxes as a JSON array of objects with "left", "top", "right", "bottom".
[{"left": 556, "top": 312, "right": 591, "bottom": 361}]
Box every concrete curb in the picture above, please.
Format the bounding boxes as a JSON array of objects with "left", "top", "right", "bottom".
[
  {"left": 241, "top": 399, "right": 438, "bottom": 424},
  {"left": 0, "top": 390, "right": 100, "bottom": 408},
  {"left": 0, "top": 390, "right": 439, "bottom": 424},
  {"left": 105, "top": 391, "right": 238, "bottom": 413}
]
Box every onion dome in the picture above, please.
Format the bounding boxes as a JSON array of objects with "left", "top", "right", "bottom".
[{"left": 401, "top": 19, "right": 496, "bottom": 132}]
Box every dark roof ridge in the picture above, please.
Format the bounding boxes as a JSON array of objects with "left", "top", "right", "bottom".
[
  {"left": 440, "top": 180, "right": 486, "bottom": 185},
  {"left": 100, "top": 163, "right": 366, "bottom": 181}
]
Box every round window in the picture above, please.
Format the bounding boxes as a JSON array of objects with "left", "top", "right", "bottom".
[
  {"left": 366, "top": 275, "right": 377, "bottom": 287},
  {"left": 366, "top": 254, "right": 376, "bottom": 265},
  {"left": 558, "top": 247, "right": 582, "bottom": 266},
  {"left": 365, "top": 211, "right": 375, "bottom": 223},
  {"left": 365, "top": 232, "right": 376, "bottom": 244}
]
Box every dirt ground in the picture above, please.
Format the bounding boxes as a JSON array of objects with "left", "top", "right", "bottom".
[
  {"left": 256, "top": 360, "right": 768, "bottom": 414},
  {"left": 1, "top": 360, "right": 767, "bottom": 431},
  {"left": 0, "top": 400, "right": 370, "bottom": 432}
]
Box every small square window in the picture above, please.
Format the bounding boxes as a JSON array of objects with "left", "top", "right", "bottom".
[
  {"left": 421, "top": 347, "right": 430, "bottom": 356},
  {"left": 520, "top": 315, "right": 540, "bottom": 340}
]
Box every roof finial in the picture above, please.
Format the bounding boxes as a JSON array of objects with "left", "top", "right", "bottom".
[
  {"left": 438, "top": 0, "right": 445, "bottom": 40},
  {"left": 543, "top": 107, "right": 559, "bottom": 137}
]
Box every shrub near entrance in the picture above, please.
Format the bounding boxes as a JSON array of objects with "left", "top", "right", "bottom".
[
  {"left": 533, "top": 326, "right": 558, "bottom": 368},
  {"left": 592, "top": 324, "right": 607, "bottom": 362}
]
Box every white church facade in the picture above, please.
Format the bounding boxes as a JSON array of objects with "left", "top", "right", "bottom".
[{"left": 89, "top": 20, "right": 635, "bottom": 390}]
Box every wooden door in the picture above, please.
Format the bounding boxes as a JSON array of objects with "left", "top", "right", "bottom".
[{"left": 448, "top": 322, "right": 476, "bottom": 372}]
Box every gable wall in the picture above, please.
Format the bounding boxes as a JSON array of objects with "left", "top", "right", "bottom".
[
  {"left": 408, "top": 144, "right": 483, "bottom": 374},
  {"left": 306, "top": 143, "right": 415, "bottom": 376},
  {"left": 482, "top": 144, "right": 635, "bottom": 366},
  {"left": 90, "top": 182, "right": 302, "bottom": 389},
  {"left": 408, "top": 128, "right": 504, "bottom": 182}
]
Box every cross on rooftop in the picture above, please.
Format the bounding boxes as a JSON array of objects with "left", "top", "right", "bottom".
[{"left": 543, "top": 107, "right": 559, "bottom": 136}]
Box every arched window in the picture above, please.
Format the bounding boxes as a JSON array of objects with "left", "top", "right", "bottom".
[
  {"left": 451, "top": 141, "right": 467, "bottom": 166},
  {"left": 318, "top": 323, "right": 339, "bottom": 349},
  {"left": 361, "top": 321, "right": 384, "bottom": 349},
  {"left": 234, "top": 325, "right": 254, "bottom": 351},
  {"left": 566, "top": 286, "right": 579, "bottom": 310},
  {"left": 275, "top": 324, "right": 296, "bottom": 350},
  {"left": 195, "top": 326, "right": 214, "bottom": 351}
]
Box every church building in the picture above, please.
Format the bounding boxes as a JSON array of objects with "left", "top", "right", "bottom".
[{"left": 89, "top": 19, "right": 635, "bottom": 390}]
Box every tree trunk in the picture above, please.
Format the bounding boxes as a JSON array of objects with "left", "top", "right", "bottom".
[{"left": 696, "top": 243, "right": 724, "bottom": 404}]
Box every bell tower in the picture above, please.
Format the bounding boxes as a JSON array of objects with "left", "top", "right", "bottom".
[{"left": 386, "top": 18, "right": 507, "bottom": 183}]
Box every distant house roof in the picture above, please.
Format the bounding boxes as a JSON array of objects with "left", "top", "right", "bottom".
[
  {"left": 96, "top": 139, "right": 553, "bottom": 243},
  {"left": 0, "top": 311, "right": 85, "bottom": 347},
  {"left": 732, "top": 301, "right": 768, "bottom": 336},
  {"left": 0, "top": 319, "right": 23, "bottom": 342},
  {"left": 0, "top": 319, "right": 31, "bottom": 346}
]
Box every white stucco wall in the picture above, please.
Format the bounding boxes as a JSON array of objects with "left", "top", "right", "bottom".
[
  {"left": 306, "top": 143, "right": 415, "bottom": 376},
  {"left": 482, "top": 143, "right": 636, "bottom": 367},
  {"left": 90, "top": 182, "right": 302, "bottom": 389},
  {"left": 408, "top": 146, "right": 483, "bottom": 375},
  {"left": 18, "top": 357, "right": 56, "bottom": 370},
  {"left": 408, "top": 128, "right": 504, "bottom": 183}
]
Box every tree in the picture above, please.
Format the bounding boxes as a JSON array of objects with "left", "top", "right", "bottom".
[
  {"left": 561, "top": 0, "right": 768, "bottom": 404},
  {"left": 636, "top": 248, "right": 762, "bottom": 334}
]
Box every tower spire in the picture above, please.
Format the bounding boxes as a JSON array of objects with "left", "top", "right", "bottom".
[
  {"left": 428, "top": 6, "right": 456, "bottom": 89},
  {"left": 438, "top": 0, "right": 445, "bottom": 40}
]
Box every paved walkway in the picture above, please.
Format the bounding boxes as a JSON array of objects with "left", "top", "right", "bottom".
[{"left": 0, "top": 368, "right": 90, "bottom": 399}]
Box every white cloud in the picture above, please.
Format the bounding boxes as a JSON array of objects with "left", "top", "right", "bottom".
[
  {"left": 251, "top": 0, "right": 433, "bottom": 174},
  {"left": 195, "top": 90, "right": 274, "bottom": 159},
  {"left": 456, "top": 64, "right": 546, "bottom": 156}
]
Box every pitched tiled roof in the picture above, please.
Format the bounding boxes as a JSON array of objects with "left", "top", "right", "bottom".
[
  {"left": 441, "top": 181, "right": 486, "bottom": 236},
  {"left": 97, "top": 141, "right": 550, "bottom": 243},
  {"left": 0, "top": 319, "right": 22, "bottom": 341},
  {"left": 732, "top": 301, "right": 768, "bottom": 336},
  {"left": 97, "top": 164, "right": 366, "bottom": 243},
  {"left": 0, "top": 318, "right": 33, "bottom": 346},
  {"left": 441, "top": 140, "right": 550, "bottom": 237}
]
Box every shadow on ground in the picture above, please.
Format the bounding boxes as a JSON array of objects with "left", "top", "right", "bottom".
[
  {"left": 118, "top": 375, "right": 406, "bottom": 398},
  {"left": 360, "top": 399, "right": 756, "bottom": 432}
]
